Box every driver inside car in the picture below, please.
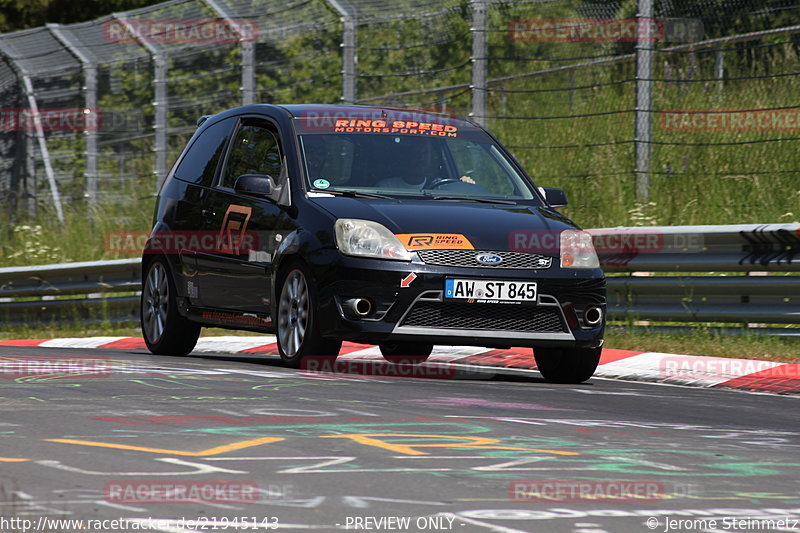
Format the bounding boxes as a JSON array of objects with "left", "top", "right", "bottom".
[{"left": 375, "top": 136, "right": 475, "bottom": 190}]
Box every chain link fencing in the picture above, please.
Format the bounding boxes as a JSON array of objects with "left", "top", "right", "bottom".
[{"left": 1, "top": 0, "right": 799, "bottom": 238}]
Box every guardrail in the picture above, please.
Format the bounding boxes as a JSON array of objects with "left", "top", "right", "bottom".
[
  {"left": 0, "top": 258, "right": 140, "bottom": 327},
  {"left": 592, "top": 224, "right": 800, "bottom": 326},
  {"left": 0, "top": 224, "right": 798, "bottom": 330}
]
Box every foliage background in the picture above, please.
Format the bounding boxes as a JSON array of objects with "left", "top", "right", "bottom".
[{"left": 1, "top": 0, "right": 799, "bottom": 265}]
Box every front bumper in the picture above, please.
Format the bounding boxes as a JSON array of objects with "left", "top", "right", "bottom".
[{"left": 312, "top": 250, "right": 605, "bottom": 349}]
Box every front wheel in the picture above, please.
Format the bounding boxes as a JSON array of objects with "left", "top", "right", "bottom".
[
  {"left": 380, "top": 342, "right": 433, "bottom": 364},
  {"left": 533, "top": 347, "right": 602, "bottom": 383},
  {"left": 141, "top": 258, "right": 200, "bottom": 356},
  {"left": 276, "top": 262, "right": 341, "bottom": 368}
]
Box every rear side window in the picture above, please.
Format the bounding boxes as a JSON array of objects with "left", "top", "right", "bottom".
[{"left": 173, "top": 119, "right": 233, "bottom": 186}]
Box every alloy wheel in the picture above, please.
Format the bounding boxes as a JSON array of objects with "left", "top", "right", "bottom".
[
  {"left": 278, "top": 269, "right": 309, "bottom": 357},
  {"left": 142, "top": 261, "right": 169, "bottom": 343}
]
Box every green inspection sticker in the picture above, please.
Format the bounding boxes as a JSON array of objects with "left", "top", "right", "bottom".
[{"left": 313, "top": 179, "right": 330, "bottom": 189}]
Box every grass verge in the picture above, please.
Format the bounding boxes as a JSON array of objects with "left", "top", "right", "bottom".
[{"left": 604, "top": 327, "right": 800, "bottom": 363}]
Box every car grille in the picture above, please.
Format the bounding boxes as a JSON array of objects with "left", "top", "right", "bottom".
[
  {"left": 400, "top": 301, "right": 567, "bottom": 332},
  {"left": 417, "top": 249, "right": 552, "bottom": 269}
]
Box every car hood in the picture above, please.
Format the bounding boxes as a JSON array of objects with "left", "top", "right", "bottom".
[{"left": 308, "top": 196, "right": 579, "bottom": 252}]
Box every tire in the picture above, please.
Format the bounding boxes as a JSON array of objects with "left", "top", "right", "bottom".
[
  {"left": 276, "top": 262, "right": 341, "bottom": 368},
  {"left": 379, "top": 342, "right": 433, "bottom": 364},
  {"left": 533, "top": 347, "right": 602, "bottom": 383},
  {"left": 141, "top": 258, "right": 200, "bottom": 356}
]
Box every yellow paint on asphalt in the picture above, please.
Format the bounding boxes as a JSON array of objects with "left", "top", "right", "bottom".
[
  {"left": 0, "top": 457, "right": 28, "bottom": 462},
  {"left": 324, "top": 433, "right": 579, "bottom": 456},
  {"left": 45, "top": 436, "right": 284, "bottom": 456}
]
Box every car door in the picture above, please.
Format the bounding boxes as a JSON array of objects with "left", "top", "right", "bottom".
[
  {"left": 195, "top": 116, "right": 289, "bottom": 314},
  {"left": 163, "top": 116, "right": 236, "bottom": 306}
]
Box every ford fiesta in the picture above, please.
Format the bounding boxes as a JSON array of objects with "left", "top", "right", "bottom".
[{"left": 140, "top": 104, "right": 605, "bottom": 383}]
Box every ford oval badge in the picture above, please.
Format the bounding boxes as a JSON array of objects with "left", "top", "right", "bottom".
[{"left": 476, "top": 253, "right": 503, "bottom": 264}]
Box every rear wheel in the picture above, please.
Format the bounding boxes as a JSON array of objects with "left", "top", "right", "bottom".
[
  {"left": 276, "top": 262, "right": 341, "bottom": 368},
  {"left": 380, "top": 342, "right": 433, "bottom": 364},
  {"left": 533, "top": 347, "right": 601, "bottom": 383},
  {"left": 141, "top": 258, "right": 200, "bottom": 356}
]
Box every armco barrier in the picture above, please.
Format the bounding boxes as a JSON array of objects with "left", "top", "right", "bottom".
[
  {"left": 0, "top": 224, "right": 798, "bottom": 329},
  {"left": 591, "top": 224, "right": 800, "bottom": 325},
  {"left": 0, "top": 258, "right": 140, "bottom": 326}
]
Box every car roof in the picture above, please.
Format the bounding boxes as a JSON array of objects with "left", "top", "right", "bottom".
[
  {"left": 280, "top": 104, "right": 475, "bottom": 127},
  {"left": 197, "top": 104, "right": 476, "bottom": 130}
]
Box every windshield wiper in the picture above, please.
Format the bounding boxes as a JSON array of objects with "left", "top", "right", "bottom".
[
  {"left": 431, "top": 195, "right": 517, "bottom": 205},
  {"left": 311, "top": 189, "right": 393, "bottom": 200}
]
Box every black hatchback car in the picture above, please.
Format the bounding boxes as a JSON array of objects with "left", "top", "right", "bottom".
[{"left": 140, "top": 105, "right": 605, "bottom": 383}]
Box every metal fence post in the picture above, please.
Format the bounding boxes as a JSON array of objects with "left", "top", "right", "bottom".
[
  {"left": 202, "top": 0, "right": 255, "bottom": 106},
  {"left": 47, "top": 24, "right": 99, "bottom": 210},
  {"left": 25, "top": 131, "right": 36, "bottom": 217},
  {"left": 114, "top": 16, "right": 168, "bottom": 190},
  {"left": 634, "top": 0, "right": 654, "bottom": 203},
  {"left": 22, "top": 76, "right": 65, "bottom": 222},
  {"left": 0, "top": 40, "right": 65, "bottom": 222},
  {"left": 470, "top": 0, "right": 487, "bottom": 127},
  {"left": 715, "top": 45, "right": 725, "bottom": 96},
  {"left": 326, "top": 0, "right": 357, "bottom": 104},
  {"left": 241, "top": 40, "right": 256, "bottom": 105},
  {"left": 153, "top": 56, "right": 168, "bottom": 188}
]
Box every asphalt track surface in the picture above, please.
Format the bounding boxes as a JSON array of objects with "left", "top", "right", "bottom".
[{"left": 0, "top": 345, "right": 799, "bottom": 533}]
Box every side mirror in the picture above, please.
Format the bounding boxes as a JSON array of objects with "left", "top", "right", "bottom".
[
  {"left": 539, "top": 187, "right": 568, "bottom": 208},
  {"left": 234, "top": 174, "right": 273, "bottom": 198}
]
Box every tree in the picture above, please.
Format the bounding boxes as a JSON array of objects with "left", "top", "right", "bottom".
[{"left": 0, "top": 0, "right": 162, "bottom": 32}]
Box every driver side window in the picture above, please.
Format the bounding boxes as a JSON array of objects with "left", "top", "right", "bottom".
[{"left": 222, "top": 122, "right": 283, "bottom": 189}]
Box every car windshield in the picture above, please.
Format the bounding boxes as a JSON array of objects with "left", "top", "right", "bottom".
[{"left": 296, "top": 120, "right": 538, "bottom": 202}]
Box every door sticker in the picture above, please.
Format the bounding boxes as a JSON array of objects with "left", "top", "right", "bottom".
[{"left": 218, "top": 204, "right": 253, "bottom": 255}]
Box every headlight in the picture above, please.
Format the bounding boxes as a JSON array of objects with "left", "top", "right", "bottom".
[
  {"left": 335, "top": 219, "right": 412, "bottom": 261},
  {"left": 560, "top": 230, "right": 599, "bottom": 269}
]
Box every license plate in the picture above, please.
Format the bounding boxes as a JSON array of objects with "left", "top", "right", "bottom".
[{"left": 444, "top": 279, "right": 537, "bottom": 303}]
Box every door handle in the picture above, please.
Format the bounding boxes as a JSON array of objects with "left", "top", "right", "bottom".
[{"left": 201, "top": 208, "right": 215, "bottom": 221}]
